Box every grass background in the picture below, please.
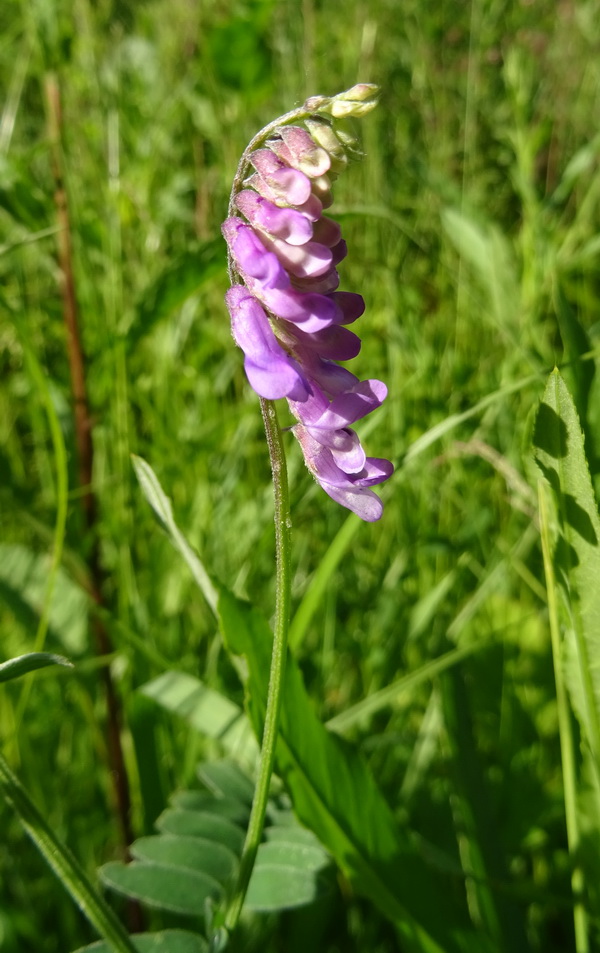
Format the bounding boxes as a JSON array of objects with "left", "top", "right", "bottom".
[{"left": 1, "top": 0, "right": 600, "bottom": 950}]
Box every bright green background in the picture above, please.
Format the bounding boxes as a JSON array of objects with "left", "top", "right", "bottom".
[{"left": 1, "top": 0, "right": 600, "bottom": 950}]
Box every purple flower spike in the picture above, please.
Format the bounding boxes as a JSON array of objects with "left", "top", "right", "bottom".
[{"left": 224, "top": 91, "right": 392, "bottom": 519}]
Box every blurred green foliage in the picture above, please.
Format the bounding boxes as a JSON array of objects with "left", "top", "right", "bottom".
[{"left": 1, "top": 0, "right": 600, "bottom": 950}]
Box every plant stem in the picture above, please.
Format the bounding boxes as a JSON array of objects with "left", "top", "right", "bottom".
[{"left": 223, "top": 398, "right": 292, "bottom": 932}]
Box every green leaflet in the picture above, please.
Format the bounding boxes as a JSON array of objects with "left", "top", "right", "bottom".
[
  {"left": 72, "top": 931, "right": 209, "bottom": 953},
  {"left": 218, "top": 587, "right": 467, "bottom": 953},
  {"left": 533, "top": 370, "right": 600, "bottom": 768}
]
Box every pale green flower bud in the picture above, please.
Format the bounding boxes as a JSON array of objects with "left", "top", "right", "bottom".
[{"left": 325, "top": 83, "right": 379, "bottom": 119}]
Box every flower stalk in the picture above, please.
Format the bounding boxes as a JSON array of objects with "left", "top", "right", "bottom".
[
  {"left": 221, "top": 85, "right": 389, "bottom": 934},
  {"left": 223, "top": 397, "right": 291, "bottom": 931}
]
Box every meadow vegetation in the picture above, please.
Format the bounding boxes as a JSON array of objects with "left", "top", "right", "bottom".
[{"left": 2, "top": 0, "right": 600, "bottom": 951}]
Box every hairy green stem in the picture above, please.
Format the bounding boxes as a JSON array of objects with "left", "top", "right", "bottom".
[
  {"left": 223, "top": 398, "right": 292, "bottom": 932},
  {"left": 0, "top": 752, "right": 137, "bottom": 953}
]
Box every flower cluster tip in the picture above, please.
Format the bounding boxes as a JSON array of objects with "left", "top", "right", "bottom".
[{"left": 223, "top": 86, "right": 392, "bottom": 522}]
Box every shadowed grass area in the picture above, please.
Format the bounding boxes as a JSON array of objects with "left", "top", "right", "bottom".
[{"left": 1, "top": 0, "right": 600, "bottom": 950}]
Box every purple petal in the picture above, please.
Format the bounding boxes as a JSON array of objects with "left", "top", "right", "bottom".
[
  {"left": 330, "top": 292, "right": 365, "bottom": 325},
  {"left": 312, "top": 217, "right": 342, "bottom": 247},
  {"left": 319, "top": 482, "right": 384, "bottom": 521},
  {"left": 250, "top": 150, "right": 312, "bottom": 205},
  {"left": 286, "top": 324, "right": 362, "bottom": 361},
  {"left": 295, "top": 194, "right": 324, "bottom": 221},
  {"left": 226, "top": 286, "right": 310, "bottom": 401},
  {"left": 223, "top": 219, "right": 287, "bottom": 289},
  {"left": 235, "top": 191, "right": 313, "bottom": 245},
  {"left": 330, "top": 239, "right": 347, "bottom": 266},
  {"left": 351, "top": 456, "right": 395, "bottom": 487},
  {"left": 293, "top": 425, "right": 386, "bottom": 520},
  {"left": 278, "top": 126, "right": 331, "bottom": 177},
  {"left": 257, "top": 286, "right": 340, "bottom": 332},
  {"left": 291, "top": 268, "right": 340, "bottom": 294},
  {"left": 258, "top": 233, "right": 333, "bottom": 279},
  {"left": 311, "top": 379, "right": 388, "bottom": 429}
]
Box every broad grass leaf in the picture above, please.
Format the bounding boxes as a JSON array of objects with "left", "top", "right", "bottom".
[
  {"left": 139, "top": 671, "right": 257, "bottom": 764},
  {"left": 553, "top": 285, "right": 594, "bottom": 433},
  {"left": 441, "top": 208, "right": 518, "bottom": 330},
  {"left": 72, "top": 932, "right": 208, "bottom": 953},
  {"left": 0, "top": 651, "right": 72, "bottom": 683},
  {"left": 0, "top": 544, "right": 88, "bottom": 653},
  {"left": 99, "top": 861, "right": 222, "bottom": 915},
  {"left": 533, "top": 370, "right": 600, "bottom": 765},
  {"left": 218, "top": 588, "right": 466, "bottom": 953}
]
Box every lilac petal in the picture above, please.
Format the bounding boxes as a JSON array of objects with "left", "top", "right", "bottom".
[
  {"left": 295, "top": 194, "right": 324, "bottom": 221},
  {"left": 287, "top": 385, "right": 329, "bottom": 425},
  {"left": 257, "top": 286, "right": 340, "bottom": 332},
  {"left": 330, "top": 292, "right": 365, "bottom": 325},
  {"left": 286, "top": 324, "right": 362, "bottom": 360},
  {"left": 226, "top": 286, "right": 309, "bottom": 401},
  {"left": 312, "top": 427, "right": 367, "bottom": 473},
  {"left": 223, "top": 219, "right": 286, "bottom": 289},
  {"left": 302, "top": 358, "right": 358, "bottom": 396},
  {"left": 258, "top": 232, "right": 333, "bottom": 279},
  {"left": 312, "top": 217, "right": 342, "bottom": 247},
  {"left": 351, "top": 456, "right": 395, "bottom": 487},
  {"left": 320, "top": 482, "right": 384, "bottom": 521},
  {"left": 293, "top": 425, "right": 385, "bottom": 520},
  {"left": 291, "top": 268, "right": 340, "bottom": 294},
  {"left": 235, "top": 191, "right": 313, "bottom": 245},
  {"left": 278, "top": 126, "right": 331, "bottom": 177},
  {"left": 250, "top": 150, "right": 312, "bottom": 205},
  {"left": 312, "top": 379, "right": 388, "bottom": 429},
  {"left": 330, "top": 439, "right": 367, "bottom": 473}
]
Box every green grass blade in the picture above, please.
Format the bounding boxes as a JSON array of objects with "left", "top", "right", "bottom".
[
  {"left": 533, "top": 370, "right": 600, "bottom": 773},
  {"left": 0, "top": 753, "right": 137, "bottom": 953},
  {"left": 539, "top": 481, "right": 589, "bottom": 951},
  {"left": 131, "top": 455, "right": 218, "bottom": 616},
  {"left": 289, "top": 512, "right": 362, "bottom": 651},
  {"left": 219, "top": 587, "right": 468, "bottom": 953},
  {"left": 0, "top": 651, "right": 72, "bottom": 683}
]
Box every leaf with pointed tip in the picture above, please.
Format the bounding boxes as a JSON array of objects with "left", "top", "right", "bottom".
[
  {"left": 533, "top": 370, "right": 600, "bottom": 769},
  {"left": 0, "top": 652, "right": 72, "bottom": 683},
  {"left": 131, "top": 456, "right": 218, "bottom": 616}
]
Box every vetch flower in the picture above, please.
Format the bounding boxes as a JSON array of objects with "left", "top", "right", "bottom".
[{"left": 223, "top": 86, "right": 393, "bottom": 521}]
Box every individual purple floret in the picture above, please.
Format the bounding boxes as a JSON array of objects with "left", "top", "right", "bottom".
[{"left": 223, "top": 87, "right": 392, "bottom": 521}]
